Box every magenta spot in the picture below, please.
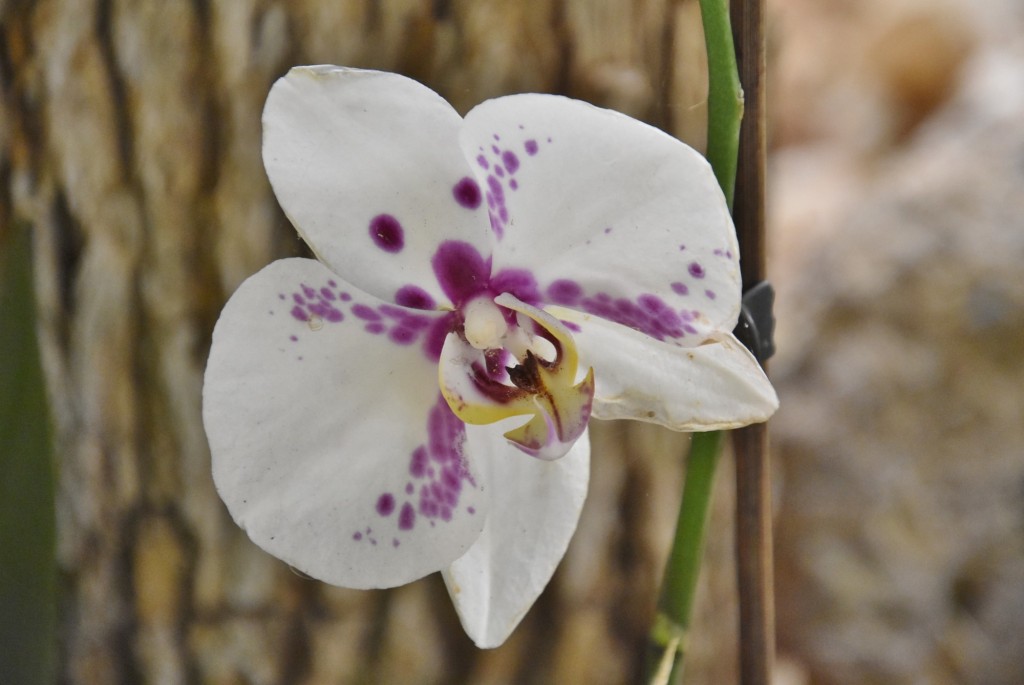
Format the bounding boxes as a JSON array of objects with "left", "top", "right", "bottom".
[
  {"left": 320, "top": 287, "right": 336, "bottom": 300},
  {"left": 671, "top": 281, "right": 689, "bottom": 296},
  {"left": 679, "top": 244, "right": 687, "bottom": 251},
  {"left": 547, "top": 279, "right": 583, "bottom": 305},
  {"left": 476, "top": 154, "right": 489, "bottom": 170},
  {"left": 292, "top": 293, "right": 305, "bottom": 305},
  {"left": 352, "top": 532, "right": 362, "bottom": 541},
  {"left": 493, "top": 133, "right": 500, "bottom": 141},
  {"left": 491, "top": 268, "right": 540, "bottom": 304},
  {"left": 352, "top": 304, "right": 381, "bottom": 321},
  {"left": 278, "top": 293, "right": 285, "bottom": 300},
  {"left": 369, "top": 214, "right": 404, "bottom": 253},
  {"left": 290, "top": 305, "right": 307, "bottom": 321},
  {"left": 289, "top": 335, "right": 298, "bottom": 342},
  {"left": 705, "top": 289, "right": 717, "bottom": 300},
  {"left": 376, "top": 493, "right": 396, "bottom": 516},
  {"left": 491, "top": 144, "right": 500, "bottom": 154},
  {"left": 405, "top": 483, "right": 414, "bottom": 495},
  {"left": 495, "top": 166, "right": 505, "bottom": 178},
  {"left": 431, "top": 241, "right": 491, "bottom": 305},
  {"left": 501, "top": 150, "right": 520, "bottom": 173},
  {"left": 392, "top": 538, "right": 400, "bottom": 547},
  {"left": 525, "top": 139, "right": 538, "bottom": 155},
  {"left": 499, "top": 206, "right": 509, "bottom": 223},
  {"left": 604, "top": 227, "right": 612, "bottom": 234},
  {"left": 422, "top": 314, "right": 453, "bottom": 362},
  {"left": 688, "top": 262, "right": 705, "bottom": 279},
  {"left": 510, "top": 179, "right": 518, "bottom": 190},
  {"left": 395, "top": 285, "right": 436, "bottom": 310},
  {"left": 302, "top": 284, "right": 316, "bottom": 298},
  {"left": 487, "top": 175, "right": 504, "bottom": 203},
  {"left": 468, "top": 506, "right": 476, "bottom": 515},
  {"left": 453, "top": 177, "right": 482, "bottom": 209},
  {"left": 365, "top": 322, "right": 386, "bottom": 335},
  {"left": 328, "top": 280, "right": 337, "bottom": 287},
  {"left": 389, "top": 327, "right": 416, "bottom": 345},
  {"left": 340, "top": 292, "right": 352, "bottom": 302},
  {"left": 488, "top": 212, "right": 503, "bottom": 237},
  {"left": 398, "top": 503, "right": 416, "bottom": 530},
  {"left": 410, "top": 446, "right": 428, "bottom": 477}
]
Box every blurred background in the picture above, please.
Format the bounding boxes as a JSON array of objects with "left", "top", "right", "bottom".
[{"left": 1, "top": 0, "right": 1022, "bottom": 683}]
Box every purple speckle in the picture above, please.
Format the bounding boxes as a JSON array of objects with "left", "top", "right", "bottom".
[
  {"left": 398, "top": 503, "right": 416, "bottom": 531},
  {"left": 688, "top": 262, "right": 705, "bottom": 279},
  {"left": 352, "top": 532, "right": 362, "bottom": 541},
  {"left": 290, "top": 305, "right": 307, "bottom": 321},
  {"left": 289, "top": 335, "right": 298, "bottom": 342},
  {"left": 339, "top": 292, "right": 352, "bottom": 302},
  {"left": 278, "top": 293, "right": 285, "bottom": 300},
  {"left": 405, "top": 483, "right": 414, "bottom": 495},
  {"left": 671, "top": 281, "right": 689, "bottom": 296},
  {"left": 328, "top": 280, "right": 337, "bottom": 287},
  {"left": 491, "top": 144, "right": 500, "bottom": 154},
  {"left": 410, "top": 446, "right": 428, "bottom": 477},
  {"left": 468, "top": 506, "right": 476, "bottom": 514},
  {"left": 369, "top": 214, "right": 404, "bottom": 253},
  {"left": 395, "top": 285, "right": 436, "bottom": 310},
  {"left": 495, "top": 166, "right": 505, "bottom": 178},
  {"left": 491, "top": 268, "right": 541, "bottom": 304},
  {"left": 292, "top": 293, "right": 305, "bottom": 305},
  {"left": 524, "top": 139, "right": 538, "bottom": 155},
  {"left": 476, "top": 154, "right": 489, "bottom": 170},
  {"left": 453, "top": 177, "right": 482, "bottom": 209},
  {"left": 501, "top": 150, "right": 520, "bottom": 174},
  {"left": 376, "top": 493, "right": 396, "bottom": 517},
  {"left": 546, "top": 279, "right": 583, "bottom": 305},
  {"left": 422, "top": 315, "right": 452, "bottom": 362},
  {"left": 493, "top": 133, "right": 500, "bottom": 141},
  {"left": 604, "top": 227, "right": 612, "bottom": 234},
  {"left": 392, "top": 538, "right": 400, "bottom": 547},
  {"left": 352, "top": 304, "right": 381, "bottom": 321},
  {"left": 487, "top": 175, "right": 504, "bottom": 203},
  {"left": 431, "top": 241, "right": 491, "bottom": 305},
  {"left": 324, "top": 307, "right": 343, "bottom": 322},
  {"left": 302, "top": 284, "right": 316, "bottom": 299},
  {"left": 679, "top": 244, "right": 687, "bottom": 251},
  {"left": 510, "top": 179, "right": 518, "bottom": 190},
  {"left": 389, "top": 326, "right": 416, "bottom": 345},
  {"left": 365, "top": 322, "right": 386, "bottom": 335},
  {"left": 705, "top": 289, "right": 717, "bottom": 300}
]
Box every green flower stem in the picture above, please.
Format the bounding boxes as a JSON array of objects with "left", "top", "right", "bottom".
[
  {"left": 699, "top": 0, "right": 744, "bottom": 210},
  {"left": 653, "top": 431, "right": 724, "bottom": 684},
  {"left": 650, "top": 0, "right": 741, "bottom": 682}
]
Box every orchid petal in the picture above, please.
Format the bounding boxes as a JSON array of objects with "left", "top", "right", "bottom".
[
  {"left": 460, "top": 94, "right": 740, "bottom": 340},
  {"left": 548, "top": 305, "right": 778, "bottom": 430},
  {"left": 443, "top": 423, "right": 590, "bottom": 648},
  {"left": 263, "top": 67, "right": 490, "bottom": 308},
  {"left": 204, "top": 258, "right": 486, "bottom": 588}
]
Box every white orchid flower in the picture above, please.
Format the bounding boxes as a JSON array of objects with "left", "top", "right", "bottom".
[{"left": 203, "top": 66, "right": 777, "bottom": 648}]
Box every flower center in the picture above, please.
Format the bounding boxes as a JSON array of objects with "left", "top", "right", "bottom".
[{"left": 439, "top": 293, "right": 596, "bottom": 460}]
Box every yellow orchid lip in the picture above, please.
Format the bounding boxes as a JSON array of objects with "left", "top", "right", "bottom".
[{"left": 439, "top": 293, "right": 595, "bottom": 460}]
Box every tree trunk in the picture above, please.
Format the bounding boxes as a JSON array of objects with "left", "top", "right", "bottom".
[{"left": 1, "top": 1, "right": 738, "bottom": 682}]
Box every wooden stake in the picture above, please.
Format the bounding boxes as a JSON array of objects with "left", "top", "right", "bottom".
[{"left": 730, "top": 0, "right": 775, "bottom": 683}]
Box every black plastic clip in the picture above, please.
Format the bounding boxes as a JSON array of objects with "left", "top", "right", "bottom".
[{"left": 733, "top": 280, "right": 775, "bottom": 364}]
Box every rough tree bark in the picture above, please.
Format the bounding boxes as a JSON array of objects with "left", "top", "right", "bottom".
[{"left": 1, "top": 1, "right": 739, "bottom": 682}]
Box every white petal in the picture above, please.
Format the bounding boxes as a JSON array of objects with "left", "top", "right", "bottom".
[
  {"left": 204, "top": 258, "right": 487, "bottom": 588},
  {"left": 442, "top": 424, "right": 590, "bottom": 648},
  {"left": 460, "top": 93, "right": 740, "bottom": 338},
  {"left": 263, "top": 67, "right": 491, "bottom": 308},
  {"left": 548, "top": 305, "right": 778, "bottom": 430}
]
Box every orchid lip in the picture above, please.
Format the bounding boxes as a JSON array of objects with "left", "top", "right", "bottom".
[{"left": 439, "top": 293, "right": 595, "bottom": 460}]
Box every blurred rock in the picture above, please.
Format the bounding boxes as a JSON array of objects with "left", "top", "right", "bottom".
[{"left": 770, "top": 23, "right": 1024, "bottom": 685}]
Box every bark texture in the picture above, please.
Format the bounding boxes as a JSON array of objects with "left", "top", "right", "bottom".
[{"left": 1, "top": 1, "right": 737, "bottom": 682}]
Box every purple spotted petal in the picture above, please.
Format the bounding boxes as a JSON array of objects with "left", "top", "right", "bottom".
[{"left": 205, "top": 258, "right": 487, "bottom": 588}]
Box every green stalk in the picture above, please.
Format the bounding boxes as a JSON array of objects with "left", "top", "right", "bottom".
[
  {"left": 699, "top": 0, "right": 744, "bottom": 210},
  {"left": 649, "top": 0, "right": 742, "bottom": 682}
]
